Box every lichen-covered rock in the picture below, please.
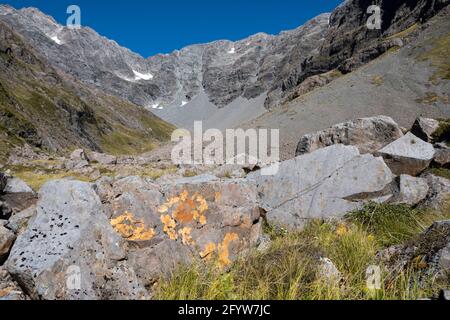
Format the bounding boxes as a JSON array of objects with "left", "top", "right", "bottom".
[
  {"left": 392, "top": 175, "right": 429, "bottom": 206},
  {"left": 296, "top": 116, "right": 403, "bottom": 156},
  {"left": 249, "top": 145, "right": 394, "bottom": 230},
  {"left": 6, "top": 179, "right": 147, "bottom": 300},
  {"left": 103, "top": 175, "right": 262, "bottom": 285},
  {"left": 411, "top": 117, "right": 441, "bottom": 142},
  {"left": 378, "top": 133, "right": 435, "bottom": 176}
]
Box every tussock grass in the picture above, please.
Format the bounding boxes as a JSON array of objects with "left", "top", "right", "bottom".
[{"left": 154, "top": 202, "right": 449, "bottom": 300}]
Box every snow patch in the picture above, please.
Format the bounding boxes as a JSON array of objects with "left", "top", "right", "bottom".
[
  {"left": 228, "top": 47, "right": 236, "bottom": 54},
  {"left": 133, "top": 70, "right": 153, "bottom": 81},
  {"left": 180, "top": 100, "right": 188, "bottom": 107},
  {"left": 49, "top": 35, "right": 62, "bottom": 45}
]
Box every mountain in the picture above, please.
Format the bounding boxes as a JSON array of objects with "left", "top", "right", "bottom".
[
  {"left": 0, "top": 4, "right": 330, "bottom": 129},
  {"left": 0, "top": 19, "right": 174, "bottom": 163},
  {"left": 247, "top": 3, "right": 450, "bottom": 159},
  {"left": 0, "top": 0, "right": 449, "bottom": 150}
]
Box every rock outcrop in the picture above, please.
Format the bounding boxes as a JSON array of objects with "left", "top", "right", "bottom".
[
  {"left": 411, "top": 117, "right": 441, "bottom": 142},
  {"left": 249, "top": 144, "right": 394, "bottom": 230},
  {"left": 392, "top": 175, "right": 429, "bottom": 206},
  {"left": 296, "top": 116, "right": 403, "bottom": 156}
]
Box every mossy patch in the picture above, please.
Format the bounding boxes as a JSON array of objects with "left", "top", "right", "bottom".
[{"left": 418, "top": 31, "right": 450, "bottom": 83}]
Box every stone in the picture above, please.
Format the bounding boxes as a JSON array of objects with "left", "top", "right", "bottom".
[
  {"left": 103, "top": 175, "right": 262, "bottom": 284},
  {"left": 6, "top": 205, "right": 36, "bottom": 235},
  {"left": 0, "top": 267, "right": 27, "bottom": 300},
  {"left": 89, "top": 152, "right": 117, "bottom": 165},
  {"left": 296, "top": 116, "right": 403, "bottom": 156},
  {"left": 433, "top": 147, "right": 450, "bottom": 168},
  {"left": 378, "top": 133, "right": 435, "bottom": 176},
  {"left": 440, "top": 290, "right": 450, "bottom": 301},
  {"left": 411, "top": 117, "right": 440, "bottom": 142},
  {"left": 4, "top": 177, "right": 33, "bottom": 194},
  {"left": 0, "top": 192, "right": 37, "bottom": 220},
  {"left": 419, "top": 174, "right": 450, "bottom": 210},
  {"left": 249, "top": 145, "right": 394, "bottom": 230},
  {"left": 392, "top": 175, "right": 429, "bottom": 206},
  {"left": 70, "top": 149, "right": 87, "bottom": 161},
  {"left": 64, "top": 160, "right": 89, "bottom": 170},
  {"left": 0, "top": 225, "right": 15, "bottom": 261},
  {"left": 318, "top": 257, "right": 342, "bottom": 284},
  {"left": 6, "top": 179, "right": 146, "bottom": 300}
]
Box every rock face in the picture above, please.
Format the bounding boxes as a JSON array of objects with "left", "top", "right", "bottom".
[
  {"left": 70, "top": 149, "right": 87, "bottom": 161},
  {"left": 100, "top": 175, "right": 262, "bottom": 283},
  {"left": 296, "top": 116, "right": 403, "bottom": 156},
  {"left": 249, "top": 145, "right": 394, "bottom": 230},
  {"left": 411, "top": 117, "right": 441, "bottom": 142},
  {"left": 392, "top": 175, "right": 429, "bottom": 206},
  {"left": 378, "top": 133, "right": 435, "bottom": 176},
  {"left": 6, "top": 180, "right": 145, "bottom": 300}
]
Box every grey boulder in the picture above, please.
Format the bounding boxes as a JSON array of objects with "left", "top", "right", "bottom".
[
  {"left": 378, "top": 133, "right": 435, "bottom": 176},
  {"left": 249, "top": 145, "right": 394, "bottom": 230},
  {"left": 296, "top": 116, "right": 403, "bottom": 156},
  {"left": 89, "top": 152, "right": 117, "bottom": 165},
  {"left": 4, "top": 177, "right": 33, "bottom": 194},
  {"left": 392, "top": 175, "right": 429, "bottom": 206},
  {"left": 6, "top": 179, "right": 147, "bottom": 300}
]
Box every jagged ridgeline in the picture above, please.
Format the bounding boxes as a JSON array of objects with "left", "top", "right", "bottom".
[{"left": 0, "top": 21, "right": 174, "bottom": 163}]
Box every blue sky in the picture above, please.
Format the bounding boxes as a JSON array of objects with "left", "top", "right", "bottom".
[{"left": 3, "top": 0, "right": 344, "bottom": 57}]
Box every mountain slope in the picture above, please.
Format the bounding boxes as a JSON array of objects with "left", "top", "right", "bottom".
[
  {"left": 0, "top": 21, "right": 174, "bottom": 163},
  {"left": 0, "top": 4, "right": 330, "bottom": 128},
  {"left": 247, "top": 6, "right": 450, "bottom": 160}
]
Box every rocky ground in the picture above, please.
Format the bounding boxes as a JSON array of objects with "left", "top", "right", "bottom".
[{"left": 0, "top": 115, "right": 449, "bottom": 300}]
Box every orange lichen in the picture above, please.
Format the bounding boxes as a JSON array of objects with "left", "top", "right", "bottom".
[
  {"left": 110, "top": 212, "right": 156, "bottom": 241},
  {"left": 215, "top": 192, "right": 222, "bottom": 203},
  {"left": 172, "top": 198, "right": 197, "bottom": 223},
  {"left": 161, "top": 214, "right": 178, "bottom": 240},
  {"left": 217, "top": 233, "right": 239, "bottom": 267},
  {"left": 158, "top": 190, "right": 209, "bottom": 226},
  {"left": 178, "top": 227, "right": 195, "bottom": 246},
  {"left": 199, "top": 242, "right": 217, "bottom": 259}
]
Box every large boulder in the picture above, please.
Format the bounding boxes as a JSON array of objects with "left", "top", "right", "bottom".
[
  {"left": 392, "top": 175, "right": 429, "bottom": 206},
  {"left": 411, "top": 117, "right": 441, "bottom": 142},
  {"left": 6, "top": 180, "right": 148, "bottom": 300},
  {"left": 378, "top": 133, "right": 435, "bottom": 176},
  {"left": 3, "top": 177, "right": 33, "bottom": 194},
  {"left": 296, "top": 116, "right": 403, "bottom": 156},
  {"left": 249, "top": 145, "right": 394, "bottom": 230},
  {"left": 100, "top": 175, "right": 262, "bottom": 284}
]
